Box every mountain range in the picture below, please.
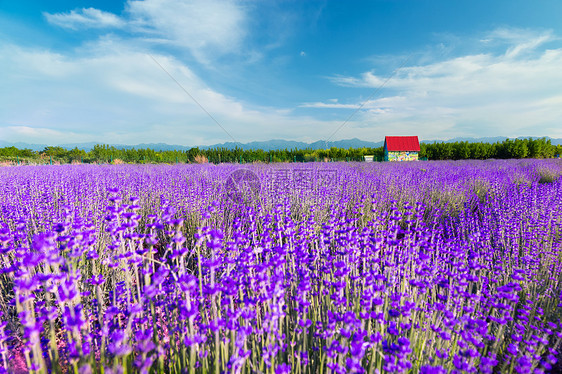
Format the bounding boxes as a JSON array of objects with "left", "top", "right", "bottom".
[{"left": 1, "top": 136, "right": 561, "bottom": 152}]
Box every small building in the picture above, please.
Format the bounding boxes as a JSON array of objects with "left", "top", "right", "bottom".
[
  {"left": 384, "top": 136, "right": 420, "bottom": 161},
  {"left": 364, "top": 155, "right": 374, "bottom": 162}
]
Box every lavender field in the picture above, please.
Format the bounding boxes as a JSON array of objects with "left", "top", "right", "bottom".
[{"left": 1, "top": 160, "right": 562, "bottom": 374}]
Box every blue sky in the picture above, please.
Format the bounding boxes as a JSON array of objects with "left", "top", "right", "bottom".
[{"left": 1, "top": 0, "right": 562, "bottom": 146}]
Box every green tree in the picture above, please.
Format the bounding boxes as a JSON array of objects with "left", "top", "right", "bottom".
[
  {"left": 511, "top": 139, "right": 529, "bottom": 158},
  {"left": 42, "top": 146, "right": 68, "bottom": 157},
  {"left": 452, "top": 141, "right": 470, "bottom": 160},
  {"left": 68, "top": 147, "right": 86, "bottom": 162},
  {"left": 469, "top": 142, "right": 488, "bottom": 159}
]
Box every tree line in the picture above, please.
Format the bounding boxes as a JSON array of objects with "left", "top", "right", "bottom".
[
  {"left": 0, "top": 138, "right": 561, "bottom": 164},
  {"left": 420, "top": 138, "right": 560, "bottom": 160}
]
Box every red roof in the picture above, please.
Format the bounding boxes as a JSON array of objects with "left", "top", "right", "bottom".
[{"left": 384, "top": 136, "right": 420, "bottom": 152}]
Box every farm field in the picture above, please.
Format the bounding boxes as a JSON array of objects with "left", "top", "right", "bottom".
[{"left": 1, "top": 160, "right": 562, "bottom": 373}]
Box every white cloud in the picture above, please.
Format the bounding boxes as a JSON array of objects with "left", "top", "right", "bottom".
[
  {"left": 316, "top": 30, "right": 562, "bottom": 140},
  {"left": 3, "top": 20, "right": 562, "bottom": 146},
  {"left": 482, "top": 27, "right": 557, "bottom": 58},
  {"left": 300, "top": 102, "right": 359, "bottom": 109},
  {"left": 44, "top": 0, "right": 248, "bottom": 65},
  {"left": 0, "top": 126, "right": 91, "bottom": 144},
  {"left": 0, "top": 41, "right": 339, "bottom": 146},
  {"left": 44, "top": 7, "right": 125, "bottom": 30},
  {"left": 126, "top": 0, "right": 247, "bottom": 62},
  {"left": 505, "top": 34, "right": 553, "bottom": 58}
]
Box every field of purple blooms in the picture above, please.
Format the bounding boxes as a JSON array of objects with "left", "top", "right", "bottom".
[{"left": 1, "top": 159, "right": 562, "bottom": 374}]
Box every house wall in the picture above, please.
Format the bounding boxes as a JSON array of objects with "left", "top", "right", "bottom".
[{"left": 385, "top": 151, "right": 419, "bottom": 161}]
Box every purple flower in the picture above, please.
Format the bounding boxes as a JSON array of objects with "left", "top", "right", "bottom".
[
  {"left": 143, "top": 285, "right": 158, "bottom": 298},
  {"left": 435, "top": 349, "right": 448, "bottom": 359},
  {"left": 63, "top": 304, "right": 86, "bottom": 332},
  {"left": 420, "top": 365, "right": 447, "bottom": 374},
  {"left": 327, "top": 362, "right": 346, "bottom": 374},
  {"left": 14, "top": 276, "right": 41, "bottom": 293},
  {"left": 103, "top": 367, "right": 124, "bottom": 374},
  {"left": 296, "top": 351, "right": 309, "bottom": 366},
  {"left": 32, "top": 232, "right": 56, "bottom": 252},
  {"left": 345, "top": 357, "right": 365, "bottom": 373},
  {"left": 19, "top": 312, "right": 42, "bottom": 344},
  {"left": 58, "top": 279, "right": 79, "bottom": 302},
  {"left": 479, "top": 354, "right": 497, "bottom": 374},
  {"left": 452, "top": 353, "right": 474, "bottom": 372},
  {"left": 88, "top": 274, "right": 105, "bottom": 285},
  {"left": 135, "top": 354, "right": 156, "bottom": 374},
  {"left": 515, "top": 355, "right": 533, "bottom": 374},
  {"left": 387, "top": 321, "right": 400, "bottom": 335},
  {"left": 78, "top": 364, "right": 92, "bottom": 374},
  {"left": 370, "top": 332, "right": 382, "bottom": 344},
  {"left": 388, "top": 309, "right": 401, "bottom": 318},
  {"left": 108, "top": 330, "right": 132, "bottom": 357},
  {"left": 275, "top": 363, "right": 290, "bottom": 374},
  {"left": 507, "top": 343, "right": 519, "bottom": 356}
]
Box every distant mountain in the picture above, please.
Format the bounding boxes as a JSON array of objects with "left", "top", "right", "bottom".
[
  {"left": 310, "top": 138, "right": 385, "bottom": 149},
  {"left": 1, "top": 136, "right": 560, "bottom": 152},
  {"left": 0, "top": 141, "right": 49, "bottom": 151},
  {"left": 200, "top": 138, "right": 383, "bottom": 151},
  {"left": 422, "top": 136, "right": 562, "bottom": 145},
  {"left": 200, "top": 139, "right": 306, "bottom": 151},
  {"left": 134, "top": 143, "right": 192, "bottom": 151},
  {"left": 55, "top": 142, "right": 194, "bottom": 152},
  {"left": 441, "top": 136, "right": 509, "bottom": 144},
  {"left": 0, "top": 141, "right": 192, "bottom": 152}
]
